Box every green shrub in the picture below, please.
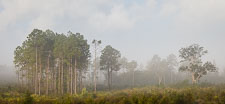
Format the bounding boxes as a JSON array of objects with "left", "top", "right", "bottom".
[
  {"left": 2, "top": 85, "right": 225, "bottom": 104},
  {"left": 24, "top": 92, "right": 33, "bottom": 104}
]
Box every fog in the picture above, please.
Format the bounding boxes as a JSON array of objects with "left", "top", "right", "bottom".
[
  {"left": 0, "top": 65, "right": 17, "bottom": 84},
  {"left": 0, "top": 0, "right": 225, "bottom": 96}
]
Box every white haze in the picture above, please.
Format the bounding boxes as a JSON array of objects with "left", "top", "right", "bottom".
[{"left": 0, "top": 0, "right": 225, "bottom": 72}]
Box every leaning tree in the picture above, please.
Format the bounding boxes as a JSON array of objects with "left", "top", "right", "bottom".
[{"left": 179, "top": 44, "right": 217, "bottom": 84}]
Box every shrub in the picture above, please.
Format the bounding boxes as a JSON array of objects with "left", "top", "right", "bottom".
[{"left": 24, "top": 92, "right": 33, "bottom": 104}]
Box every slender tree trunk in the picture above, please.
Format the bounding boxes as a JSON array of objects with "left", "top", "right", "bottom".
[
  {"left": 27, "top": 69, "right": 30, "bottom": 91},
  {"left": 123, "top": 68, "right": 126, "bottom": 83},
  {"left": 32, "top": 66, "right": 35, "bottom": 93},
  {"left": 38, "top": 55, "right": 42, "bottom": 95},
  {"left": 17, "top": 70, "right": 20, "bottom": 88},
  {"left": 170, "top": 71, "right": 172, "bottom": 84},
  {"left": 78, "top": 71, "right": 80, "bottom": 92},
  {"left": 80, "top": 71, "right": 83, "bottom": 91},
  {"left": 156, "top": 73, "right": 162, "bottom": 86},
  {"left": 70, "top": 57, "right": 73, "bottom": 95},
  {"left": 67, "top": 73, "right": 69, "bottom": 94},
  {"left": 58, "top": 59, "right": 61, "bottom": 94},
  {"left": 110, "top": 71, "right": 113, "bottom": 89},
  {"left": 54, "top": 66, "right": 57, "bottom": 94},
  {"left": 67, "top": 58, "right": 70, "bottom": 94},
  {"left": 74, "top": 58, "right": 77, "bottom": 94},
  {"left": 17, "top": 71, "right": 19, "bottom": 84},
  {"left": 108, "top": 68, "right": 110, "bottom": 90},
  {"left": 132, "top": 70, "right": 134, "bottom": 88},
  {"left": 163, "top": 76, "right": 165, "bottom": 85},
  {"left": 51, "top": 71, "right": 54, "bottom": 94},
  {"left": 158, "top": 76, "right": 162, "bottom": 86},
  {"left": 21, "top": 70, "right": 23, "bottom": 90},
  {"left": 61, "top": 57, "right": 64, "bottom": 94},
  {"left": 50, "top": 72, "right": 52, "bottom": 93},
  {"left": 94, "top": 46, "right": 97, "bottom": 93},
  {"left": 35, "top": 47, "right": 38, "bottom": 95},
  {"left": 67, "top": 66, "right": 69, "bottom": 94},
  {"left": 25, "top": 69, "right": 28, "bottom": 90},
  {"left": 46, "top": 54, "right": 50, "bottom": 95},
  {"left": 29, "top": 68, "right": 31, "bottom": 91}
]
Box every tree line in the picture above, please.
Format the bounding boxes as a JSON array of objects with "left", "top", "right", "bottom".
[
  {"left": 14, "top": 29, "right": 217, "bottom": 95},
  {"left": 14, "top": 29, "right": 91, "bottom": 95}
]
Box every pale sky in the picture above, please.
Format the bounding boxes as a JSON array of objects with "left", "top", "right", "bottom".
[{"left": 0, "top": 0, "right": 225, "bottom": 70}]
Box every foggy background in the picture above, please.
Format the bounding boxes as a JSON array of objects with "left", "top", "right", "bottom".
[{"left": 0, "top": 0, "right": 225, "bottom": 82}]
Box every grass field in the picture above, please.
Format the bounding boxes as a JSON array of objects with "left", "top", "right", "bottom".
[{"left": 1, "top": 84, "right": 225, "bottom": 104}]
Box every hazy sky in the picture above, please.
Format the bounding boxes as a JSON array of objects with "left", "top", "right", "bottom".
[{"left": 0, "top": 0, "right": 225, "bottom": 70}]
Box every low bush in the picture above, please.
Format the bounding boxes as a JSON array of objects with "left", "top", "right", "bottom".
[{"left": 1, "top": 85, "right": 225, "bottom": 104}]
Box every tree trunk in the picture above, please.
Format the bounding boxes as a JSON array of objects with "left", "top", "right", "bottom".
[
  {"left": 46, "top": 54, "right": 50, "bottom": 95},
  {"left": 78, "top": 71, "right": 80, "bottom": 92},
  {"left": 58, "top": 59, "right": 61, "bottom": 94},
  {"left": 123, "top": 68, "right": 126, "bottom": 83},
  {"left": 21, "top": 70, "right": 23, "bottom": 90},
  {"left": 67, "top": 58, "right": 70, "bottom": 94},
  {"left": 67, "top": 73, "right": 69, "bottom": 94},
  {"left": 191, "top": 73, "right": 197, "bottom": 84},
  {"left": 35, "top": 46, "right": 38, "bottom": 95},
  {"left": 50, "top": 72, "right": 53, "bottom": 93},
  {"left": 108, "top": 68, "right": 110, "bottom": 90},
  {"left": 70, "top": 57, "right": 73, "bottom": 95},
  {"left": 94, "top": 47, "right": 97, "bottom": 93},
  {"left": 110, "top": 70, "right": 112, "bottom": 90},
  {"left": 163, "top": 76, "right": 165, "bottom": 85},
  {"left": 170, "top": 71, "right": 172, "bottom": 84},
  {"left": 156, "top": 73, "right": 162, "bottom": 86},
  {"left": 74, "top": 58, "right": 77, "bottom": 94},
  {"left": 132, "top": 70, "right": 134, "bottom": 88},
  {"left": 158, "top": 76, "right": 162, "bottom": 86},
  {"left": 54, "top": 67, "right": 57, "bottom": 94},
  {"left": 17, "top": 70, "right": 20, "bottom": 89},
  {"left": 61, "top": 57, "right": 64, "bottom": 94},
  {"left": 32, "top": 66, "right": 35, "bottom": 93},
  {"left": 38, "top": 55, "right": 42, "bottom": 95},
  {"left": 196, "top": 75, "right": 201, "bottom": 84},
  {"left": 80, "top": 71, "right": 83, "bottom": 91}
]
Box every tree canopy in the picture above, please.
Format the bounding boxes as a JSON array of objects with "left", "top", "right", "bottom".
[
  {"left": 100, "top": 45, "right": 121, "bottom": 90},
  {"left": 179, "top": 44, "right": 217, "bottom": 84},
  {"left": 14, "top": 29, "right": 90, "bottom": 95}
]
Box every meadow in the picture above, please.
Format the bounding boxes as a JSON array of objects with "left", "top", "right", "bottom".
[{"left": 1, "top": 84, "right": 225, "bottom": 104}]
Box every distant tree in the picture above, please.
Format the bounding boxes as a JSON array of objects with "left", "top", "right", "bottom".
[
  {"left": 53, "top": 33, "right": 67, "bottom": 94},
  {"left": 100, "top": 45, "right": 121, "bottom": 90},
  {"left": 126, "top": 60, "right": 137, "bottom": 87},
  {"left": 91, "top": 57, "right": 101, "bottom": 84},
  {"left": 146, "top": 55, "right": 167, "bottom": 85},
  {"left": 179, "top": 44, "right": 217, "bottom": 84},
  {"left": 92, "top": 39, "right": 101, "bottom": 93},
  {"left": 119, "top": 57, "right": 128, "bottom": 80},
  {"left": 166, "top": 54, "right": 178, "bottom": 84}
]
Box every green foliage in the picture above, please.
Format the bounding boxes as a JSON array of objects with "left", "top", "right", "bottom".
[
  {"left": 24, "top": 92, "right": 33, "bottom": 104},
  {"left": 2, "top": 85, "right": 225, "bottom": 104},
  {"left": 179, "top": 44, "right": 217, "bottom": 83},
  {"left": 81, "top": 88, "right": 88, "bottom": 97},
  {"left": 100, "top": 45, "right": 121, "bottom": 90},
  {"left": 13, "top": 29, "right": 91, "bottom": 95},
  {"left": 100, "top": 45, "right": 121, "bottom": 71}
]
